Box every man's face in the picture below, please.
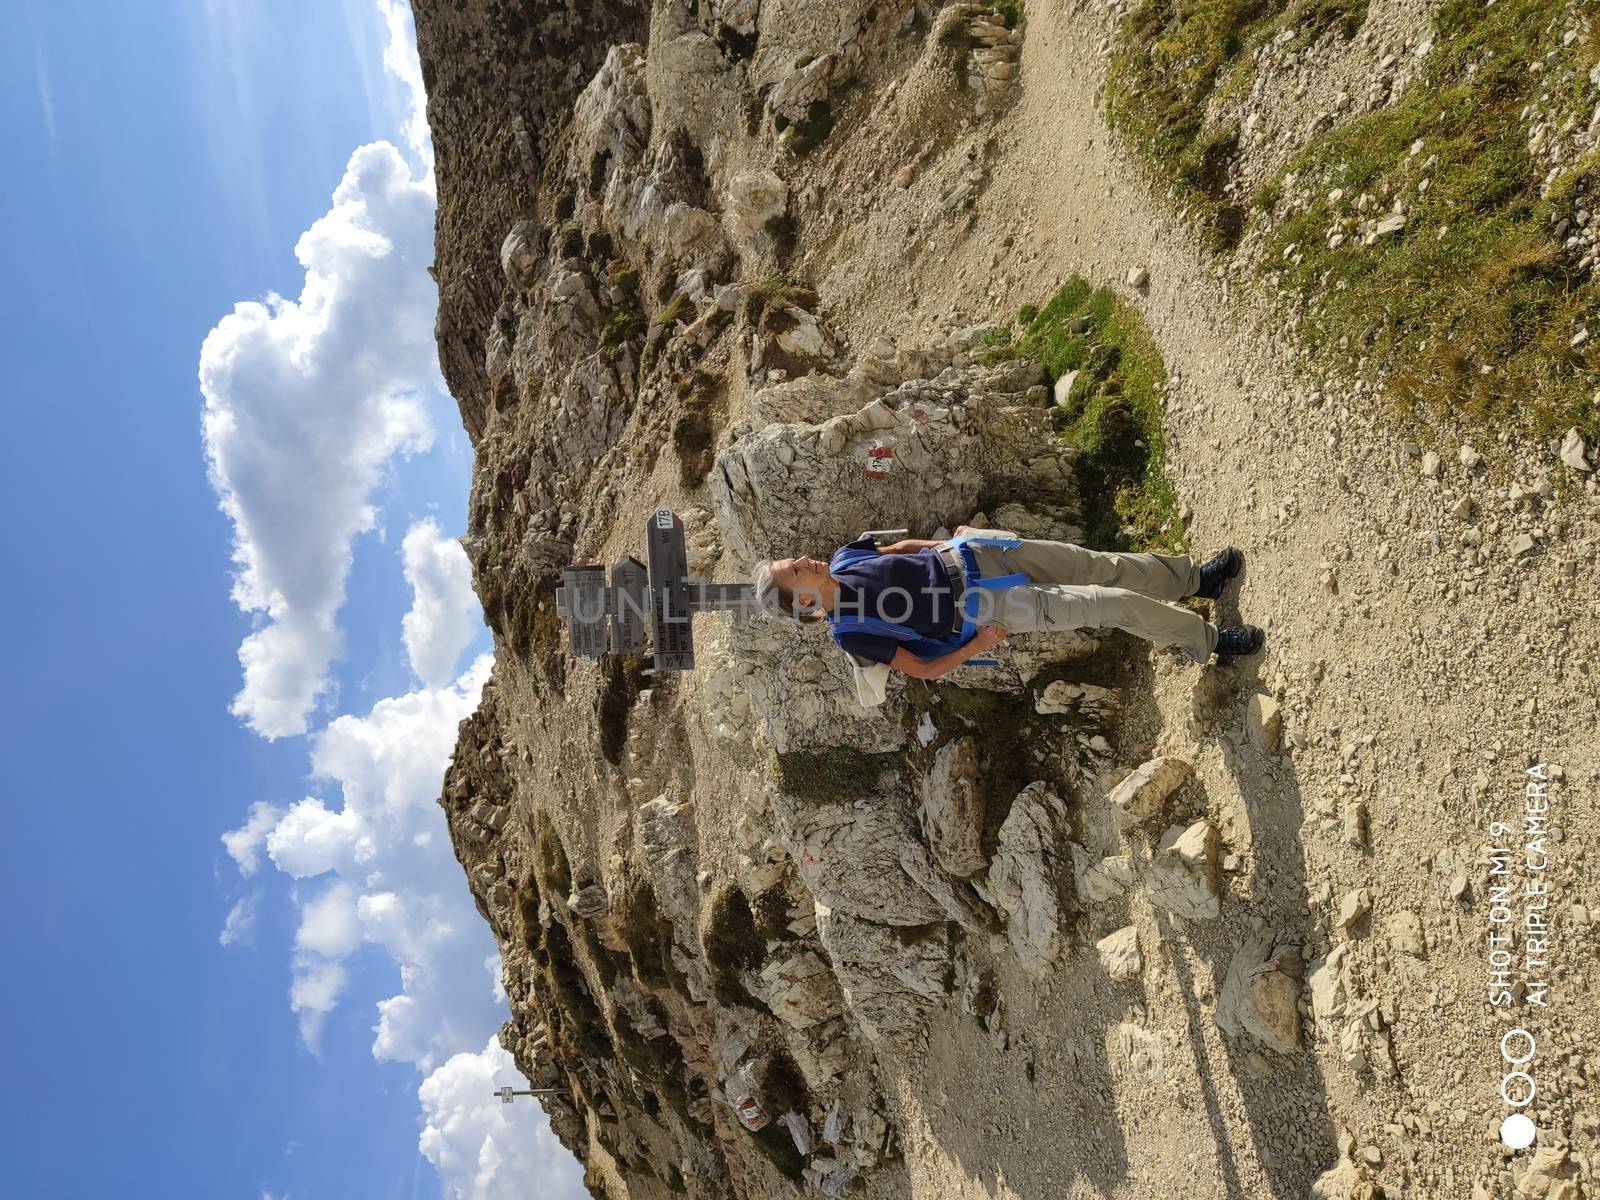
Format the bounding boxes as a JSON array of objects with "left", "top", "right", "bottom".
[{"left": 770, "top": 556, "right": 827, "bottom": 604}]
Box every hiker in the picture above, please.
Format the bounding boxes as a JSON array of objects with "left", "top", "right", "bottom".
[{"left": 752, "top": 527, "right": 1262, "bottom": 707}]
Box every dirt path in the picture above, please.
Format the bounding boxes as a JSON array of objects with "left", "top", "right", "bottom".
[{"left": 809, "top": 4, "right": 1600, "bottom": 1197}]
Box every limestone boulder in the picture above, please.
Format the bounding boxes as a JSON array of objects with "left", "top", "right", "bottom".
[
  {"left": 1246, "top": 693, "right": 1283, "bottom": 752},
  {"left": 1215, "top": 929, "right": 1303, "bottom": 1053},
  {"left": 567, "top": 881, "right": 609, "bottom": 920},
  {"left": 814, "top": 903, "right": 949, "bottom": 1048},
  {"left": 755, "top": 946, "right": 846, "bottom": 1032},
  {"left": 1071, "top": 846, "right": 1137, "bottom": 904},
  {"left": 723, "top": 169, "right": 789, "bottom": 259},
  {"left": 982, "top": 782, "right": 1076, "bottom": 973},
  {"left": 1107, "top": 756, "right": 1192, "bottom": 826},
  {"left": 1096, "top": 925, "right": 1142, "bottom": 981},
  {"left": 919, "top": 736, "right": 986, "bottom": 876},
  {"left": 1310, "top": 1156, "right": 1384, "bottom": 1200},
  {"left": 500, "top": 220, "right": 542, "bottom": 290},
  {"left": 636, "top": 795, "right": 700, "bottom": 937},
  {"left": 772, "top": 777, "right": 949, "bottom": 926},
  {"left": 1144, "top": 819, "right": 1220, "bottom": 920}
]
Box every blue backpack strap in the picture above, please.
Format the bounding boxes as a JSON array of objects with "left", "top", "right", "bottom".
[
  {"left": 951, "top": 530, "right": 1022, "bottom": 550},
  {"left": 946, "top": 534, "right": 1029, "bottom": 666},
  {"left": 829, "top": 614, "right": 970, "bottom": 661}
]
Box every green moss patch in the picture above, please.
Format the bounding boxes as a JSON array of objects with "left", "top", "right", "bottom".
[
  {"left": 774, "top": 746, "right": 900, "bottom": 802},
  {"left": 981, "top": 277, "right": 1186, "bottom": 552},
  {"left": 535, "top": 812, "right": 573, "bottom": 899},
  {"left": 672, "top": 370, "right": 728, "bottom": 487},
  {"left": 1110, "top": 0, "right": 1600, "bottom": 438},
  {"left": 739, "top": 275, "right": 819, "bottom": 327},
  {"left": 613, "top": 880, "right": 691, "bottom": 996},
  {"left": 993, "top": 0, "right": 1026, "bottom": 30}
]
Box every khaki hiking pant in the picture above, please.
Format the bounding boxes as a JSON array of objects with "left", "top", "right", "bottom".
[{"left": 955, "top": 539, "right": 1218, "bottom": 662}]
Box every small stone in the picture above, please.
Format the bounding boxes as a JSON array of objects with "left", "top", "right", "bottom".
[
  {"left": 1385, "top": 909, "right": 1427, "bottom": 957},
  {"left": 1095, "top": 926, "right": 1142, "bottom": 981},
  {"left": 1450, "top": 495, "right": 1474, "bottom": 521},
  {"left": 1107, "top": 756, "right": 1193, "bottom": 826},
  {"left": 1343, "top": 800, "right": 1368, "bottom": 848},
  {"left": 1360, "top": 1146, "right": 1382, "bottom": 1167},
  {"left": 1126, "top": 266, "right": 1149, "bottom": 289},
  {"left": 1459, "top": 444, "right": 1482, "bottom": 469},
  {"left": 1215, "top": 929, "right": 1302, "bottom": 1053},
  {"left": 1336, "top": 888, "right": 1371, "bottom": 929},
  {"left": 1420, "top": 450, "right": 1441, "bottom": 479},
  {"left": 1372, "top": 214, "right": 1406, "bottom": 239},
  {"left": 1559, "top": 427, "right": 1593, "bottom": 472},
  {"left": 893, "top": 165, "right": 915, "bottom": 189},
  {"left": 1052, "top": 369, "right": 1079, "bottom": 408},
  {"left": 1246, "top": 694, "right": 1282, "bottom": 752},
  {"left": 1509, "top": 533, "right": 1538, "bottom": 558}
]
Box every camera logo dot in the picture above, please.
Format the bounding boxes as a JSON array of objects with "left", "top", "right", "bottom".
[{"left": 1500, "top": 1113, "right": 1537, "bottom": 1150}]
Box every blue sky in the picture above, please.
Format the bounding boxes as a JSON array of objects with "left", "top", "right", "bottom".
[{"left": 2, "top": 3, "right": 580, "bottom": 1196}]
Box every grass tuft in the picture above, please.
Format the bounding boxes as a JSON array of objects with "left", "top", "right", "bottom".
[
  {"left": 774, "top": 746, "right": 899, "bottom": 802},
  {"left": 701, "top": 888, "right": 770, "bottom": 1010},
  {"left": 1107, "top": 0, "right": 1368, "bottom": 246},
  {"left": 1259, "top": 0, "right": 1599, "bottom": 434},
  {"left": 982, "top": 277, "right": 1186, "bottom": 552},
  {"left": 1110, "top": 0, "right": 1599, "bottom": 438}
]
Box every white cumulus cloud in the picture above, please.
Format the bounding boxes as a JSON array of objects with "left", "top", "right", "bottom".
[
  {"left": 377, "top": 0, "right": 433, "bottom": 173},
  {"left": 199, "top": 137, "right": 441, "bottom": 739},
  {"left": 401, "top": 519, "right": 479, "bottom": 688},
  {"left": 223, "top": 801, "right": 284, "bottom": 876},
  {"left": 219, "top": 891, "right": 262, "bottom": 948},
  {"left": 418, "top": 1037, "right": 589, "bottom": 1200},
  {"left": 296, "top": 880, "right": 362, "bottom": 958},
  {"left": 289, "top": 959, "right": 349, "bottom": 1052},
  {"left": 257, "top": 655, "right": 501, "bottom": 1070}
]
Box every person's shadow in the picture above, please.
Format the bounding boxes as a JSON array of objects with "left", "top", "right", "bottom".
[{"left": 872, "top": 563, "right": 1338, "bottom": 1199}]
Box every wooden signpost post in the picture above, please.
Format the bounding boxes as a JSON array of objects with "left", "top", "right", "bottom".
[{"left": 554, "top": 507, "right": 753, "bottom": 671}]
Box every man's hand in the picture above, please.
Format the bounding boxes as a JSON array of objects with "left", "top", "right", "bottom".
[
  {"left": 878, "top": 538, "right": 944, "bottom": 555},
  {"left": 971, "top": 624, "right": 1008, "bottom": 650}
]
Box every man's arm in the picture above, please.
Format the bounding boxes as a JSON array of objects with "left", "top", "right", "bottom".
[{"left": 889, "top": 626, "right": 1006, "bottom": 679}]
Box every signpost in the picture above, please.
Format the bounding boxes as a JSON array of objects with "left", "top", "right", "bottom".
[
  {"left": 553, "top": 507, "right": 754, "bottom": 670},
  {"left": 495, "top": 1085, "right": 571, "bottom": 1104}
]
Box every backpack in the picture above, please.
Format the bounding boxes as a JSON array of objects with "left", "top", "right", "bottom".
[{"left": 826, "top": 529, "right": 1029, "bottom": 705}]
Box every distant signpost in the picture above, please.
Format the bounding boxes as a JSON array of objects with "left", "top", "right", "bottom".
[
  {"left": 555, "top": 507, "right": 753, "bottom": 670},
  {"left": 495, "top": 1085, "right": 570, "bottom": 1104}
]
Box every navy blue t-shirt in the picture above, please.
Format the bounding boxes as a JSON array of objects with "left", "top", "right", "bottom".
[{"left": 830, "top": 538, "right": 959, "bottom": 665}]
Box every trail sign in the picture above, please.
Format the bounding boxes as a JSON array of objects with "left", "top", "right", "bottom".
[
  {"left": 609, "top": 556, "right": 648, "bottom": 655},
  {"left": 646, "top": 508, "right": 695, "bottom": 670},
  {"left": 552, "top": 507, "right": 753, "bottom": 671},
  {"left": 557, "top": 566, "right": 608, "bottom": 658}
]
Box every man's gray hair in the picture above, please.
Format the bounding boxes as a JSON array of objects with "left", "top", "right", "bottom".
[{"left": 752, "top": 560, "right": 824, "bottom": 624}]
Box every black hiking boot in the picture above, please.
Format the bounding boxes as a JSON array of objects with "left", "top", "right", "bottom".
[
  {"left": 1214, "top": 624, "right": 1264, "bottom": 658},
  {"left": 1193, "top": 546, "right": 1243, "bottom": 599}
]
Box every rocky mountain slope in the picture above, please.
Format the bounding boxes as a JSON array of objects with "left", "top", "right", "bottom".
[{"left": 413, "top": 2, "right": 1600, "bottom": 1198}]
